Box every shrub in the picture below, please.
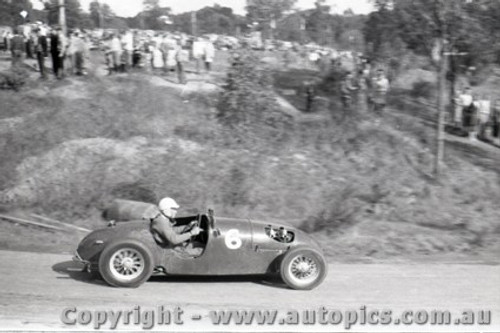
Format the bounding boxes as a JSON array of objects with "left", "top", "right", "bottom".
[
  {"left": 0, "top": 67, "right": 29, "bottom": 91},
  {"left": 318, "top": 65, "right": 349, "bottom": 96},
  {"left": 217, "top": 52, "right": 292, "bottom": 146},
  {"left": 410, "top": 80, "right": 435, "bottom": 99},
  {"left": 299, "top": 187, "right": 360, "bottom": 234}
]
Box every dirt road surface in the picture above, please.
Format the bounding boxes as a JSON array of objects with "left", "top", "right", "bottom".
[{"left": 0, "top": 250, "right": 498, "bottom": 332}]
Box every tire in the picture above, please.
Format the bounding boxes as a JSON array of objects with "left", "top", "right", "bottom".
[
  {"left": 98, "top": 239, "right": 154, "bottom": 288},
  {"left": 280, "top": 247, "right": 327, "bottom": 290},
  {"left": 88, "top": 270, "right": 102, "bottom": 280}
]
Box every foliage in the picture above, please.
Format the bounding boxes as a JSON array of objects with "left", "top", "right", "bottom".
[
  {"left": 217, "top": 51, "right": 291, "bottom": 145},
  {"left": 304, "top": 0, "right": 332, "bottom": 45},
  {"left": 410, "top": 80, "right": 436, "bottom": 99},
  {"left": 275, "top": 7, "right": 366, "bottom": 48},
  {"left": 136, "top": 6, "right": 172, "bottom": 31},
  {"left": 0, "top": 0, "right": 33, "bottom": 27},
  {"left": 246, "top": 0, "right": 297, "bottom": 38},
  {"left": 318, "top": 64, "right": 349, "bottom": 96},
  {"left": 45, "top": 0, "right": 83, "bottom": 29},
  {"left": 363, "top": 4, "right": 399, "bottom": 59},
  {"left": 366, "top": 0, "right": 498, "bottom": 71},
  {"left": 299, "top": 187, "right": 360, "bottom": 234},
  {"left": 0, "top": 66, "right": 28, "bottom": 91},
  {"left": 89, "top": 0, "right": 115, "bottom": 28},
  {"left": 173, "top": 5, "right": 245, "bottom": 36},
  {"left": 246, "top": 0, "right": 297, "bottom": 23},
  {"left": 143, "top": 0, "right": 160, "bottom": 10}
]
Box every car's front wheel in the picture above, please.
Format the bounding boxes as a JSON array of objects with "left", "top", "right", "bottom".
[
  {"left": 280, "top": 248, "right": 327, "bottom": 290},
  {"left": 98, "top": 239, "right": 154, "bottom": 288}
]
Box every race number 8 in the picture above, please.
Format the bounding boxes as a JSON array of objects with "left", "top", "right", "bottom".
[{"left": 225, "top": 229, "right": 242, "bottom": 249}]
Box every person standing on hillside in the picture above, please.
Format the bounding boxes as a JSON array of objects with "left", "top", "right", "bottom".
[
  {"left": 452, "top": 89, "right": 463, "bottom": 128},
  {"left": 65, "top": 29, "right": 76, "bottom": 75},
  {"left": 3, "top": 30, "right": 13, "bottom": 53},
  {"left": 191, "top": 37, "right": 205, "bottom": 74},
  {"left": 159, "top": 33, "right": 173, "bottom": 74},
  {"left": 477, "top": 95, "right": 491, "bottom": 138},
  {"left": 203, "top": 37, "right": 215, "bottom": 72},
  {"left": 102, "top": 33, "right": 114, "bottom": 75},
  {"left": 33, "top": 28, "right": 47, "bottom": 79},
  {"left": 457, "top": 87, "right": 473, "bottom": 128},
  {"left": 73, "top": 30, "right": 89, "bottom": 76},
  {"left": 50, "top": 26, "right": 67, "bottom": 79},
  {"left": 174, "top": 38, "right": 187, "bottom": 85},
  {"left": 10, "top": 28, "right": 25, "bottom": 68},
  {"left": 340, "top": 72, "right": 358, "bottom": 111},
  {"left": 109, "top": 33, "right": 122, "bottom": 73},
  {"left": 357, "top": 63, "right": 371, "bottom": 112},
  {"left": 304, "top": 80, "right": 316, "bottom": 112},
  {"left": 371, "top": 69, "right": 390, "bottom": 113},
  {"left": 121, "top": 29, "right": 134, "bottom": 72},
  {"left": 492, "top": 99, "right": 500, "bottom": 142}
]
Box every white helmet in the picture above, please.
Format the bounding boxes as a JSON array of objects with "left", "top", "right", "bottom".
[{"left": 158, "top": 197, "right": 179, "bottom": 218}]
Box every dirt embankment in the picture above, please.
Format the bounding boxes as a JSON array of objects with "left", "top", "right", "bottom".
[{"left": 0, "top": 55, "right": 499, "bottom": 262}]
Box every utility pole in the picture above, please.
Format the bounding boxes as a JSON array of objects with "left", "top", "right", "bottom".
[
  {"left": 191, "top": 11, "right": 197, "bottom": 37},
  {"left": 58, "top": 0, "right": 66, "bottom": 35},
  {"left": 434, "top": 39, "right": 448, "bottom": 176},
  {"left": 97, "top": 0, "right": 103, "bottom": 29},
  {"left": 434, "top": 0, "right": 469, "bottom": 177}
]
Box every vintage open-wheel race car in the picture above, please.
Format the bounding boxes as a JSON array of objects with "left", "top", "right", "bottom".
[{"left": 73, "top": 201, "right": 327, "bottom": 290}]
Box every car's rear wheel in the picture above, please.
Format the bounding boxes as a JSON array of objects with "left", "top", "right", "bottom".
[
  {"left": 98, "top": 240, "right": 154, "bottom": 288},
  {"left": 280, "top": 248, "right": 327, "bottom": 290}
]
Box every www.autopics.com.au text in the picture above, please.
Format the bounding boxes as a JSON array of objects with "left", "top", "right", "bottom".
[{"left": 60, "top": 305, "right": 492, "bottom": 330}]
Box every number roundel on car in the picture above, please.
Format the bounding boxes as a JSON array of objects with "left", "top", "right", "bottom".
[{"left": 224, "top": 229, "right": 242, "bottom": 249}]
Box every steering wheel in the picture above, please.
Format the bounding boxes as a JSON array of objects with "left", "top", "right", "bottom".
[{"left": 193, "top": 214, "right": 208, "bottom": 244}]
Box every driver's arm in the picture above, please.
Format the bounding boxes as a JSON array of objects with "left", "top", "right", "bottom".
[{"left": 151, "top": 216, "right": 194, "bottom": 245}]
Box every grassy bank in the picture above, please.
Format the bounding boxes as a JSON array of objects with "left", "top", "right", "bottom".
[{"left": 0, "top": 55, "right": 499, "bottom": 261}]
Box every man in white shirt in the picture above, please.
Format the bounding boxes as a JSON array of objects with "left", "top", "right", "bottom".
[
  {"left": 192, "top": 37, "right": 205, "bottom": 74},
  {"left": 203, "top": 37, "right": 215, "bottom": 72},
  {"left": 458, "top": 87, "right": 473, "bottom": 129},
  {"left": 121, "top": 30, "right": 134, "bottom": 71},
  {"left": 477, "top": 95, "right": 491, "bottom": 137},
  {"left": 371, "top": 69, "right": 389, "bottom": 113}
]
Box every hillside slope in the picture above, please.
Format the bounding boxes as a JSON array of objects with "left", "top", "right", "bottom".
[{"left": 0, "top": 58, "right": 499, "bottom": 262}]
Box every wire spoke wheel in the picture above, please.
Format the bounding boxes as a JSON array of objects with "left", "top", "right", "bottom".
[
  {"left": 280, "top": 248, "right": 327, "bottom": 290},
  {"left": 109, "top": 248, "right": 145, "bottom": 282},
  {"left": 99, "top": 240, "right": 154, "bottom": 288},
  {"left": 289, "top": 255, "right": 319, "bottom": 282}
]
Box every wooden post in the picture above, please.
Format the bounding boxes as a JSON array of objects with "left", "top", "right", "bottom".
[
  {"left": 59, "top": 0, "right": 66, "bottom": 35},
  {"left": 97, "top": 0, "right": 103, "bottom": 28},
  {"left": 191, "top": 11, "right": 197, "bottom": 37},
  {"left": 434, "top": 41, "right": 448, "bottom": 176}
]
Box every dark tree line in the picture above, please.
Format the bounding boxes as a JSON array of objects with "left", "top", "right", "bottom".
[{"left": 364, "top": 0, "right": 500, "bottom": 72}]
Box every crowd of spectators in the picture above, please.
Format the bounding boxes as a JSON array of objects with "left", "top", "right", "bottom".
[
  {"left": 452, "top": 87, "right": 500, "bottom": 142},
  {"left": 1, "top": 23, "right": 218, "bottom": 84},
  {"left": 2, "top": 22, "right": 92, "bottom": 79},
  {"left": 336, "top": 57, "right": 389, "bottom": 115},
  {"left": 2, "top": 23, "right": 500, "bottom": 145},
  {"left": 99, "top": 30, "right": 216, "bottom": 84}
]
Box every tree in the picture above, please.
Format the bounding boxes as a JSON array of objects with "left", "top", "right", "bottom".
[
  {"left": 217, "top": 52, "right": 291, "bottom": 146},
  {"left": 368, "top": 0, "right": 492, "bottom": 176},
  {"left": 174, "top": 6, "right": 238, "bottom": 35},
  {"left": 45, "top": 0, "right": 83, "bottom": 29},
  {"left": 89, "top": 0, "right": 115, "bottom": 28},
  {"left": 363, "top": 4, "right": 399, "bottom": 58},
  {"left": 246, "top": 0, "right": 297, "bottom": 38},
  {"left": 306, "top": 0, "right": 333, "bottom": 45},
  {"left": 140, "top": 6, "right": 172, "bottom": 30},
  {"left": 0, "top": 0, "right": 34, "bottom": 27},
  {"left": 143, "top": 0, "right": 160, "bottom": 11}
]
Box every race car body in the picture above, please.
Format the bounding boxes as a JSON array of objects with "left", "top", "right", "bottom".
[{"left": 74, "top": 210, "right": 327, "bottom": 290}]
